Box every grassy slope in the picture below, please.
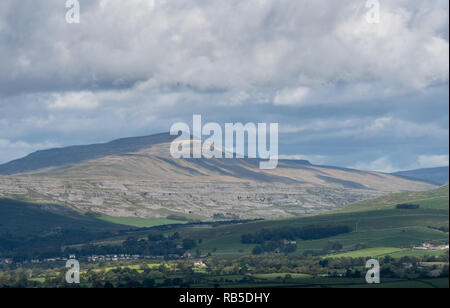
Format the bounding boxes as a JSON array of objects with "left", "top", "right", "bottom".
[
  {"left": 99, "top": 216, "right": 184, "bottom": 228},
  {"left": 0, "top": 198, "right": 126, "bottom": 236},
  {"left": 335, "top": 185, "right": 449, "bottom": 213},
  {"left": 324, "top": 247, "right": 446, "bottom": 259},
  {"left": 181, "top": 186, "right": 449, "bottom": 258},
  {"left": 21, "top": 185, "right": 447, "bottom": 260}
]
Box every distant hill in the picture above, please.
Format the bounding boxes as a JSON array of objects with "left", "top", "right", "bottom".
[
  {"left": 0, "top": 133, "right": 437, "bottom": 220},
  {"left": 392, "top": 167, "right": 449, "bottom": 186},
  {"left": 0, "top": 133, "right": 176, "bottom": 175}
]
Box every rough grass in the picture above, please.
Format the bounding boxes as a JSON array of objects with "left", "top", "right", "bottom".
[
  {"left": 324, "top": 247, "right": 404, "bottom": 258},
  {"left": 184, "top": 186, "right": 449, "bottom": 259},
  {"left": 0, "top": 198, "right": 124, "bottom": 236},
  {"left": 99, "top": 216, "right": 184, "bottom": 228},
  {"left": 253, "top": 273, "right": 312, "bottom": 280},
  {"left": 336, "top": 185, "right": 449, "bottom": 213}
]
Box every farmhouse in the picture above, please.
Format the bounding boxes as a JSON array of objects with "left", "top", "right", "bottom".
[{"left": 194, "top": 261, "right": 206, "bottom": 268}]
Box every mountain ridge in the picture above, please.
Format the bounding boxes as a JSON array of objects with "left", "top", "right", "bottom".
[
  {"left": 0, "top": 133, "right": 177, "bottom": 175},
  {"left": 0, "top": 133, "right": 438, "bottom": 220},
  {"left": 392, "top": 166, "right": 449, "bottom": 186}
]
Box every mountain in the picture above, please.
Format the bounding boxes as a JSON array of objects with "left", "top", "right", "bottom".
[
  {"left": 0, "top": 133, "right": 177, "bottom": 175},
  {"left": 0, "top": 133, "right": 437, "bottom": 220},
  {"left": 392, "top": 167, "right": 449, "bottom": 186}
]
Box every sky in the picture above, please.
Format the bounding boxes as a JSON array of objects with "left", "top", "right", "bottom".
[{"left": 0, "top": 0, "right": 448, "bottom": 172}]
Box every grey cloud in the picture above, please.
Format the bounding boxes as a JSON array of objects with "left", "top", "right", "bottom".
[
  {"left": 0, "top": 0, "right": 448, "bottom": 171},
  {"left": 1, "top": 0, "right": 448, "bottom": 96}
]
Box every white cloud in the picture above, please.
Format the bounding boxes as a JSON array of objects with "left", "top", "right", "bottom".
[
  {"left": 0, "top": 0, "right": 448, "bottom": 97},
  {"left": 351, "top": 154, "right": 449, "bottom": 173},
  {"left": 46, "top": 92, "right": 100, "bottom": 110},
  {"left": 274, "top": 87, "right": 310, "bottom": 106},
  {"left": 417, "top": 155, "right": 449, "bottom": 168},
  {"left": 351, "top": 156, "right": 397, "bottom": 173},
  {"left": 280, "top": 117, "right": 448, "bottom": 140},
  {"left": 0, "top": 139, "right": 59, "bottom": 164}
]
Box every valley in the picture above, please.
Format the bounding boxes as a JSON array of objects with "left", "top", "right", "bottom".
[{"left": 0, "top": 185, "right": 448, "bottom": 288}]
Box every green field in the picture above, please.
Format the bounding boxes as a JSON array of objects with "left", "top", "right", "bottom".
[
  {"left": 324, "top": 247, "right": 447, "bottom": 259},
  {"left": 253, "top": 273, "right": 312, "bottom": 280},
  {"left": 91, "top": 263, "right": 172, "bottom": 273},
  {"left": 99, "top": 216, "right": 185, "bottom": 228},
  {"left": 45, "top": 185, "right": 448, "bottom": 261},
  {"left": 337, "top": 185, "right": 449, "bottom": 213},
  {"left": 324, "top": 247, "right": 404, "bottom": 258},
  {"left": 20, "top": 263, "right": 449, "bottom": 288},
  {"left": 1, "top": 186, "right": 448, "bottom": 288},
  {"left": 175, "top": 185, "right": 449, "bottom": 259}
]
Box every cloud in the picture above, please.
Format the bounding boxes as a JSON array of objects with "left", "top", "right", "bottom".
[
  {"left": 46, "top": 91, "right": 100, "bottom": 110},
  {"left": 280, "top": 116, "right": 449, "bottom": 140},
  {"left": 0, "top": 139, "right": 59, "bottom": 164},
  {"left": 350, "top": 154, "right": 449, "bottom": 173},
  {"left": 274, "top": 87, "right": 310, "bottom": 106},
  {"left": 0, "top": 0, "right": 448, "bottom": 97},
  {"left": 0, "top": 0, "right": 448, "bottom": 170},
  {"left": 417, "top": 155, "right": 449, "bottom": 168},
  {"left": 351, "top": 156, "right": 397, "bottom": 173}
]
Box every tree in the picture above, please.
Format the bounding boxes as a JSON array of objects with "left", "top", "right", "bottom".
[
  {"left": 143, "top": 278, "right": 156, "bottom": 288},
  {"left": 252, "top": 246, "right": 264, "bottom": 255},
  {"left": 182, "top": 239, "right": 197, "bottom": 250}
]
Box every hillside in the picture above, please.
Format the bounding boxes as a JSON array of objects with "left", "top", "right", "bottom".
[
  {"left": 63, "top": 186, "right": 448, "bottom": 261},
  {"left": 0, "top": 198, "right": 130, "bottom": 258},
  {"left": 1, "top": 185, "right": 447, "bottom": 266},
  {"left": 392, "top": 167, "right": 449, "bottom": 186},
  {"left": 4, "top": 186, "right": 447, "bottom": 288},
  {"left": 0, "top": 133, "right": 436, "bottom": 220},
  {"left": 0, "top": 133, "right": 176, "bottom": 175},
  {"left": 0, "top": 198, "right": 126, "bottom": 236},
  {"left": 172, "top": 185, "right": 449, "bottom": 259},
  {"left": 336, "top": 184, "right": 449, "bottom": 213}
]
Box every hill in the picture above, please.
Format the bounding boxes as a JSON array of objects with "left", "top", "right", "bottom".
[
  {"left": 0, "top": 133, "right": 437, "bottom": 220},
  {"left": 170, "top": 185, "right": 449, "bottom": 259},
  {"left": 0, "top": 198, "right": 125, "bottom": 236},
  {"left": 0, "top": 198, "right": 130, "bottom": 258},
  {"left": 1, "top": 186, "right": 448, "bottom": 263},
  {"left": 392, "top": 167, "right": 449, "bottom": 186},
  {"left": 0, "top": 133, "right": 176, "bottom": 175}
]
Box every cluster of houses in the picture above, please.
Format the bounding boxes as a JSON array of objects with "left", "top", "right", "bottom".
[
  {"left": 80, "top": 253, "right": 202, "bottom": 263},
  {"left": 87, "top": 254, "right": 148, "bottom": 262},
  {"left": 283, "top": 240, "right": 297, "bottom": 245},
  {"left": 0, "top": 256, "right": 70, "bottom": 265},
  {"left": 413, "top": 242, "right": 450, "bottom": 251},
  {"left": 0, "top": 258, "right": 13, "bottom": 265},
  {"left": 1, "top": 252, "right": 209, "bottom": 265},
  {"left": 194, "top": 261, "right": 207, "bottom": 268}
]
